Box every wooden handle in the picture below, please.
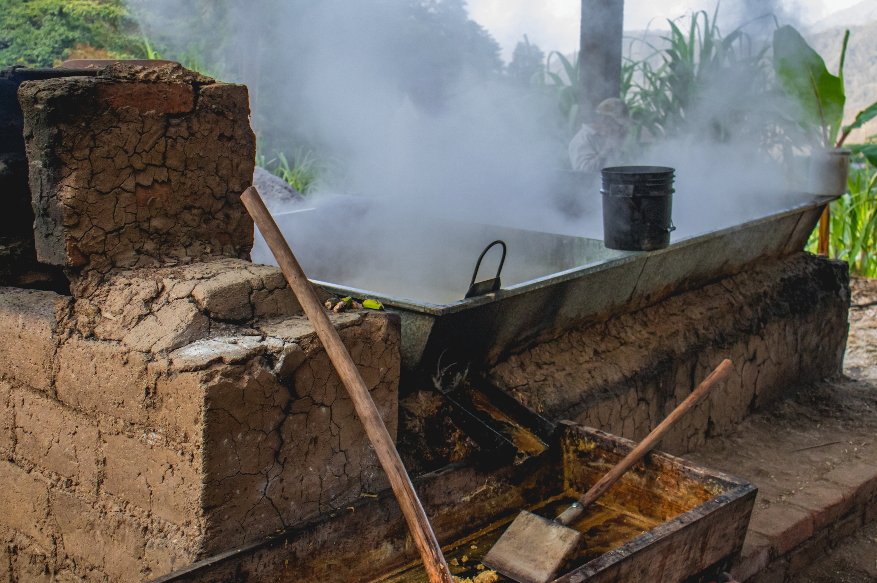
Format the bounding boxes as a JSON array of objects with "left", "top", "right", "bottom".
[
  {"left": 241, "top": 187, "right": 454, "bottom": 583},
  {"left": 556, "top": 359, "right": 733, "bottom": 526}
]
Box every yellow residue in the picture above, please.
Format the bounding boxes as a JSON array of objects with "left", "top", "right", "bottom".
[{"left": 452, "top": 571, "right": 499, "bottom": 583}]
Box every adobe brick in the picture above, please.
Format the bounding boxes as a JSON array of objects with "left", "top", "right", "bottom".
[
  {"left": 102, "top": 433, "right": 200, "bottom": 526},
  {"left": 56, "top": 337, "right": 153, "bottom": 424},
  {"left": 152, "top": 369, "right": 206, "bottom": 441},
  {"left": 96, "top": 81, "right": 194, "bottom": 114},
  {"left": 0, "top": 382, "right": 11, "bottom": 452},
  {"left": 787, "top": 529, "right": 830, "bottom": 576},
  {"left": 0, "top": 461, "right": 52, "bottom": 549},
  {"left": 191, "top": 271, "right": 253, "bottom": 321},
  {"left": 53, "top": 490, "right": 146, "bottom": 581},
  {"left": 144, "top": 536, "right": 196, "bottom": 579},
  {"left": 11, "top": 547, "right": 52, "bottom": 583},
  {"left": 14, "top": 391, "right": 99, "bottom": 497},
  {"left": 747, "top": 503, "right": 814, "bottom": 556},
  {"left": 823, "top": 462, "right": 877, "bottom": 508},
  {"left": 0, "top": 288, "right": 69, "bottom": 393},
  {"left": 0, "top": 542, "right": 9, "bottom": 583},
  {"left": 866, "top": 497, "right": 877, "bottom": 525},
  {"left": 19, "top": 66, "right": 255, "bottom": 274},
  {"left": 827, "top": 511, "right": 863, "bottom": 544},
  {"left": 787, "top": 481, "right": 853, "bottom": 531}
]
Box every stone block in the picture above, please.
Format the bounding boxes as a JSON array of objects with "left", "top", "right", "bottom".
[
  {"left": 730, "top": 531, "right": 771, "bottom": 582},
  {"left": 56, "top": 337, "right": 154, "bottom": 424},
  {"left": 53, "top": 490, "right": 146, "bottom": 582},
  {"left": 102, "top": 432, "right": 200, "bottom": 526},
  {"left": 0, "top": 461, "right": 52, "bottom": 549},
  {"left": 787, "top": 481, "right": 853, "bottom": 531},
  {"left": 748, "top": 504, "right": 814, "bottom": 556},
  {"left": 0, "top": 288, "right": 69, "bottom": 393},
  {"left": 14, "top": 391, "right": 99, "bottom": 496},
  {"left": 19, "top": 63, "right": 255, "bottom": 273}
]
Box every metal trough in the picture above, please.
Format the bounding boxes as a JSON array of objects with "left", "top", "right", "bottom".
[{"left": 253, "top": 193, "right": 831, "bottom": 379}]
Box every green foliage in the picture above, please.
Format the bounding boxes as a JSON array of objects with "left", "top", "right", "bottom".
[
  {"left": 0, "top": 0, "right": 144, "bottom": 67},
  {"left": 257, "top": 149, "right": 323, "bottom": 196},
  {"left": 507, "top": 35, "right": 545, "bottom": 86},
  {"left": 850, "top": 143, "right": 877, "bottom": 168},
  {"left": 842, "top": 103, "right": 877, "bottom": 141},
  {"left": 773, "top": 25, "right": 846, "bottom": 148},
  {"left": 807, "top": 155, "right": 877, "bottom": 276},
  {"left": 533, "top": 51, "right": 581, "bottom": 135},
  {"left": 133, "top": 0, "right": 500, "bottom": 176},
  {"left": 623, "top": 8, "right": 771, "bottom": 142}
]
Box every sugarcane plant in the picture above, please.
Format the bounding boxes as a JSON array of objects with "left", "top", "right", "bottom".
[{"left": 622, "top": 7, "right": 771, "bottom": 143}]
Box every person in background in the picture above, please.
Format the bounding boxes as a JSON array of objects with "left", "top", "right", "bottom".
[{"left": 568, "top": 97, "right": 632, "bottom": 172}]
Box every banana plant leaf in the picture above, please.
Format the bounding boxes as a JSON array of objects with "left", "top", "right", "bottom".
[
  {"left": 773, "top": 25, "right": 845, "bottom": 147},
  {"left": 842, "top": 102, "right": 877, "bottom": 138},
  {"left": 850, "top": 144, "right": 877, "bottom": 168}
]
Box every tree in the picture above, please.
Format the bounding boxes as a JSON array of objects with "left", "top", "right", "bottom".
[
  {"left": 131, "top": 0, "right": 502, "bottom": 153},
  {"left": 507, "top": 35, "right": 545, "bottom": 86},
  {"left": 0, "top": 0, "right": 144, "bottom": 68}
]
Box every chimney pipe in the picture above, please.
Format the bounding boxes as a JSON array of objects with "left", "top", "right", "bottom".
[{"left": 579, "top": 0, "right": 624, "bottom": 123}]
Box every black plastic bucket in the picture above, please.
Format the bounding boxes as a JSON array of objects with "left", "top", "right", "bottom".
[{"left": 601, "top": 166, "right": 675, "bottom": 251}]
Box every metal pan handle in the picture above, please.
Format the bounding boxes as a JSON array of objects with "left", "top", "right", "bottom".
[{"left": 469, "top": 240, "right": 507, "bottom": 289}]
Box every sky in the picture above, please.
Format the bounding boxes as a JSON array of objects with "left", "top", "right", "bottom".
[{"left": 467, "top": 0, "right": 866, "bottom": 61}]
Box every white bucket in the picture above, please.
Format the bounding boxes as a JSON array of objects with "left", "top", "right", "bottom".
[{"left": 808, "top": 148, "right": 851, "bottom": 196}]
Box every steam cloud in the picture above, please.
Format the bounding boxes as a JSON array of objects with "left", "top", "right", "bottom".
[{"left": 132, "top": 0, "right": 813, "bottom": 304}]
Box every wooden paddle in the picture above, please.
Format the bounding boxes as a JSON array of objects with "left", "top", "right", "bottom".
[
  {"left": 483, "top": 359, "right": 733, "bottom": 583},
  {"left": 241, "top": 187, "right": 454, "bottom": 583}
]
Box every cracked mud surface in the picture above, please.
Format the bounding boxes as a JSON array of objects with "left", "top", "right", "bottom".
[
  {"left": 18, "top": 63, "right": 255, "bottom": 274},
  {"left": 488, "top": 253, "right": 849, "bottom": 456},
  {"left": 0, "top": 257, "right": 401, "bottom": 581}
]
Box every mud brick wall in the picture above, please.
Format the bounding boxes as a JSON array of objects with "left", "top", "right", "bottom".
[
  {"left": 489, "top": 253, "right": 850, "bottom": 455},
  {"left": 18, "top": 63, "right": 255, "bottom": 274},
  {"left": 0, "top": 68, "right": 95, "bottom": 290},
  {"left": 0, "top": 259, "right": 401, "bottom": 582}
]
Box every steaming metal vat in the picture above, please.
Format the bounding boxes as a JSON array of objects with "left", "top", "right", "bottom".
[{"left": 256, "top": 193, "right": 831, "bottom": 379}]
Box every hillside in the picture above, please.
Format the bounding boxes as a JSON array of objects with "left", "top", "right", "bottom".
[
  {"left": 806, "top": 20, "right": 877, "bottom": 143},
  {"left": 809, "top": 0, "right": 877, "bottom": 32}
]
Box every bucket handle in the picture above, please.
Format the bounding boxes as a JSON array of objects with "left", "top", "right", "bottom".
[{"left": 468, "top": 240, "right": 506, "bottom": 290}]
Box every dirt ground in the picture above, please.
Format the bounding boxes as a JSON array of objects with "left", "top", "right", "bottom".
[
  {"left": 688, "top": 274, "right": 877, "bottom": 582},
  {"left": 794, "top": 277, "right": 877, "bottom": 583},
  {"left": 798, "top": 519, "right": 877, "bottom": 583}
]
